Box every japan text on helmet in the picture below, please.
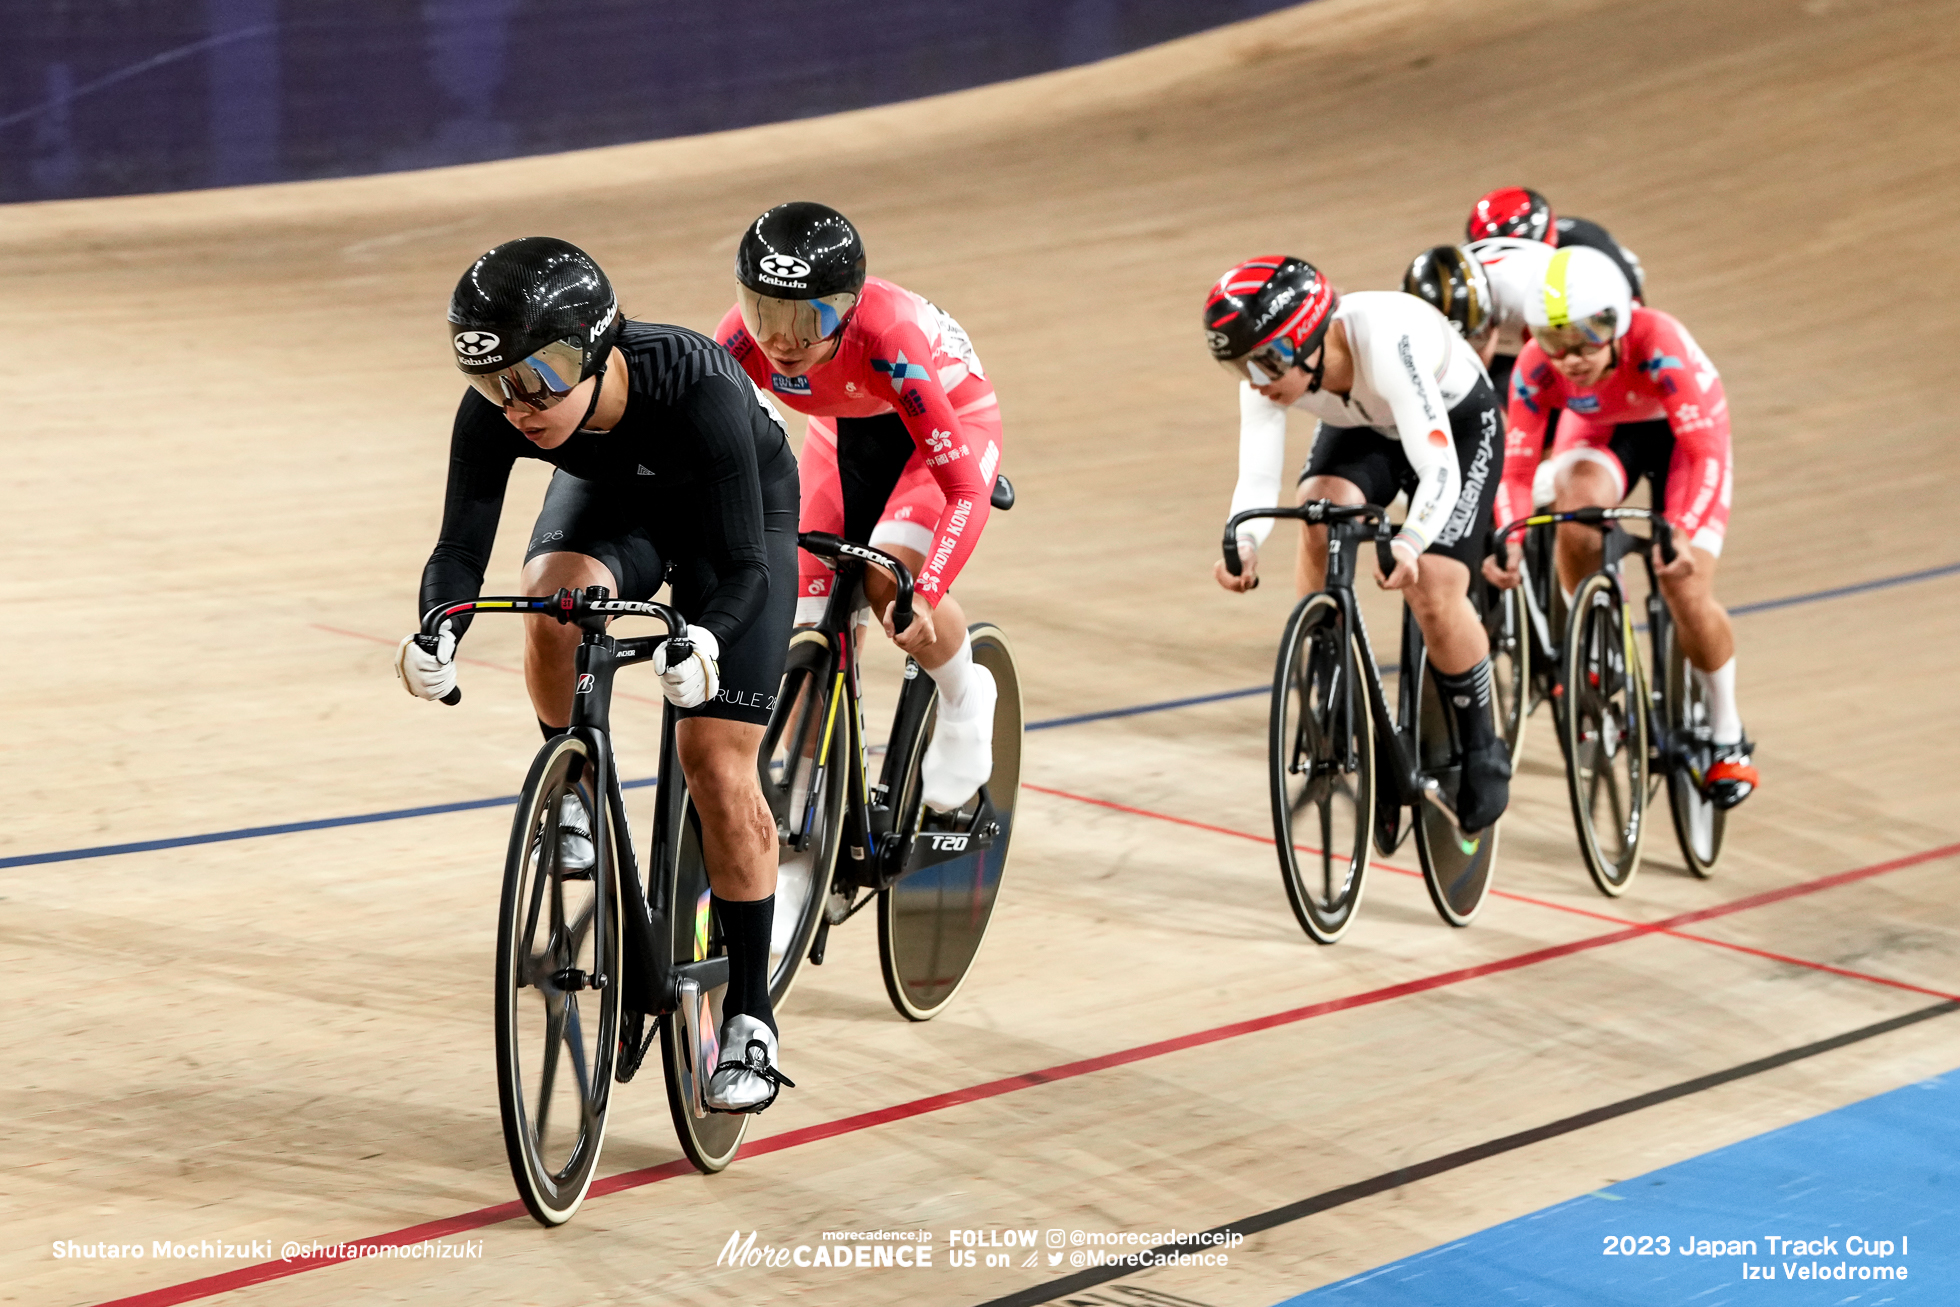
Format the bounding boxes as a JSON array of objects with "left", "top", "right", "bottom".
[
  {"left": 735, "top": 201, "right": 866, "bottom": 348},
  {"left": 1467, "top": 187, "right": 1555, "bottom": 244},
  {"left": 1403, "top": 245, "right": 1494, "bottom": 341},
  {"left": 1523, "top": 246, "right": 1633, "bottom": 357},
  {"left": 1202, "top": 256, "right": 1339, "bottom": 385},
  {"left": 448, "top": 237, "right": 621, "bottom": 411}
]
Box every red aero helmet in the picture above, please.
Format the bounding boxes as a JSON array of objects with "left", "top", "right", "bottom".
[
  {"left": 1203, "top": 256, "right": 1337, "bottom": 384},
  {"left": 1467, "top": 187, "right": 1555, "bottom": 244}
]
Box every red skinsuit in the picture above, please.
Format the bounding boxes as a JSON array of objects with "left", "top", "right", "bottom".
[
  {"left": 716, "top": 277, "right": 1001, "bottom": 606},
  {"left": 1499, "top": 307, "right": 1734, "bottom": 556}
]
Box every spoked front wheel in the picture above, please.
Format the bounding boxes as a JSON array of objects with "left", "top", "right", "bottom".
[
  {"left": 1410, "top": 657, "right": 1501, "bottom": 927},
  {"left": 877, "top": 623, "right": 1024, "bottom": 1021},
  {"left": 1561, "top": 573, "right": 1650, "bottom": 896},
  {"left": 495, "top": 734, "right": 621, "bottom": 1226},
  {"left": 1270, "top": 594, "right": 1376, "bottom": 944},
  {"left": 760, "top": 630, "right": 846, "bottom": 1004},
  {"left": 1657, "top": 613, "right": 1725, "bottom": 877}
]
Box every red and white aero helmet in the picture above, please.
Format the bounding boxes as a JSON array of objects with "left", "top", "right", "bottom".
[
  {"left": 1203, "top": 255, "right": 1339, "bottom": 384},
  {"left": 1467, "top": 187, "right": 1555, "bottom": 244}
]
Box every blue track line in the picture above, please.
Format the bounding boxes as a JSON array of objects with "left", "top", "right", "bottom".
[{"left": 4, "top": 559, "right": 1954, "bottom": 872}]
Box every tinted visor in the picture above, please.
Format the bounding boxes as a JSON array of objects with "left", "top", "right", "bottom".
[
  {"left": 458, "top": 339, "right": 587, "bottom": 411},
  {"left": 1529, "top": 311, "right": 1618, "bottom": 359},
  {"left": 1217, "top": 335, "right": 1300, "bottom": 385},
  {"left": 737, "top": 285, "right": 858, "bottom": 349}
]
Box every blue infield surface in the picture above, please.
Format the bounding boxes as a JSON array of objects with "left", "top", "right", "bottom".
[{"left": 1277, "top": 1067, "right": 1959, "bottom": 1305}]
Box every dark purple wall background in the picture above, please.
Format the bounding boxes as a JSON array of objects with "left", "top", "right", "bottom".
[{"left": 1, "top": 1, "right": 1297, "bottom": 203}]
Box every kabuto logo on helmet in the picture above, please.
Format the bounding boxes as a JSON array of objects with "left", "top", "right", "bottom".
[
  {"left": 759, "top": 253, "right": 813, "bottom": 280},
  {"left": 454, "top": 330, "right": 501, "bottom": 358},
  {"left": 1205, "top": 329, "right": 1230, "bottom": 353},
  {"left": 589, "top": 298, "right": 617, "bottom": 341}
]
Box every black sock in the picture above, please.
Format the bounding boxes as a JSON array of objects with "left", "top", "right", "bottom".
[
  {"left": 539, "top": 719, "right": 565, "bottom": 742},
  {"left": 712, "top": 894, "right": 777, "bottom": 1035},
  {"left": 1433, "top": 659, "right": 1498, "bottom": 754}
]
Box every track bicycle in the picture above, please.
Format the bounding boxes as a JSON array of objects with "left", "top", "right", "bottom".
[
  {"left": 1483, "top": 509, "right": 1562, "bottom": 762},
  {"left": 759, "top": 531, "right": 1024, "bottom": 1020},
  {"left": 416, "top": 588, "right": 783, "bottom": 1226},
  {"left": 1492, "top": 506, "right": 1726, "bottom": 896},
  {"left": 1223, "top": 501, "right": 1503, "bottom": 943}
]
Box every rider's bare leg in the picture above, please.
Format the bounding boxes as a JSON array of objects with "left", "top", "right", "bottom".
[
  {"left": 1295, "top": 474, "right": 1366, "bottom": 597},
  {"left": 1551, "top": 459, "right": 1616, "bottom": 598},
  {"left": 1553, "top": 458, "right": 1744, "bottom": 748},
  {"left": 521, "top": 550, "right": 617, "bottom": 728},
  {"left": 1403, "top": 554, "right": 1489, "bottom": 675},
  {"left": 862, "top": 545, "right": 968, "bottom": 673}
]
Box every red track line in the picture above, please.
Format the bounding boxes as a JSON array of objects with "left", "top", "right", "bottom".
[
  {"left": 1027, "top": 781, "right": 1960, "bottom": 1001},
  {"left": 91, "top": 826, "right": 1960, "bottom": 1307}
]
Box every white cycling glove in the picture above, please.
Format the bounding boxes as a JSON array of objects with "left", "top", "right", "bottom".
[
  {"left": 395, "top": 620, "right": 458, "bottom": 701},
  {"left": 653, "top": 625, "right": 721, "bottom": 709}
]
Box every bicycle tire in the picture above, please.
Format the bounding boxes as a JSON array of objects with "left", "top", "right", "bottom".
[
  {"left": 1486, "top": 581, "right": 1531, "bottom": 765},
  {"left": 760, "top": 630, "right": 846, "bottom": 1005},
  {"left": 1409, "top": 656, "right": 1501, "bottom": 927},
  {"left": 1270, "top": 594, "right": 1376, "bottom": 944},
  {"left": 659, "top": 798, "right": 749, "bottom": 1172},
  {"left": 495, "top": 733, "right": 621, "bottom": 1226},
  {"left": 1560, "top": 573, "right": 1650, "bottom": 896},
  {"left": 877, "top": 623, "right": 1023, "bottom": 1021},
  {"left": 1658, "top": 613, "right": 1725, "bottom": 877}
]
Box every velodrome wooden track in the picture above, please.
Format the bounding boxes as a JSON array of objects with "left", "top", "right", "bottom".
[{"left": 6, "top": 0, "right": 1959, "bottom": 1302}]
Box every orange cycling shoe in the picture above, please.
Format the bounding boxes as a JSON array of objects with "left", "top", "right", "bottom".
[{"left": 1702, "top": 741, "right": 1758, "bottom": 810}]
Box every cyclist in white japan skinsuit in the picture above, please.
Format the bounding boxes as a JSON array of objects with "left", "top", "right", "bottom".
[{"left": 1205, "top": 257, "right": 1510, "bottom": 831}]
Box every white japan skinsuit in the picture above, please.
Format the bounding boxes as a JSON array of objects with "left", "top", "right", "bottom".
[{"left": 1228, "top": 290, "right": 1490, "bottom": 559}]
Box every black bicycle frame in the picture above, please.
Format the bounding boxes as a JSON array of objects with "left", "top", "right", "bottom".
[
  {"left": 1223, "top": 504, "right": 1441, "bottom": 821},
  {"left": 419, "top": 587, "right": 728, "bottom": 1020},
  {"left": 1494, "top": 505, "right": 1688, "bottom": 768},
  {"left": 791, "top": 532, "right": 1004, "bottom": 955}
]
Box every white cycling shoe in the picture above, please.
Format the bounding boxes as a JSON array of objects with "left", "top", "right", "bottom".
[
  {"left": 704, "top": 1015, "right": 794, "bottom": 1114},
  {"left": 553, "top": 793, "right": 595, "bottom": 873},
  {"left": 922, "top": 665, "right": 998, "bottom": 812}
]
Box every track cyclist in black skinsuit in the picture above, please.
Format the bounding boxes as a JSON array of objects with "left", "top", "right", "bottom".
[{"left": 395, "top": 237, "right": 799, "bottom": 1113}]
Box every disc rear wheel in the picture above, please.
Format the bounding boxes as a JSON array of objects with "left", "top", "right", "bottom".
[
  {"left": 659, "top": 800, "right": 749, "bottom": 1172},
  {"left": 877, "top": 623, "right": 1023, "bottom": 1021},
  {"left": 1410, "top": 659, "right": 1501, "bottom": 926}
]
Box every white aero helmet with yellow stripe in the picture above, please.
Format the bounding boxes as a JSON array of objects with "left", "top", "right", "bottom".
[{"left": 1524, "top": 245, "right": 1632, "bottom": 357}]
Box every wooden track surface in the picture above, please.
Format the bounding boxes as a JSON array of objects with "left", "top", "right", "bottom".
[{"left": 4, "top": 0, "right": 1958, "bottom": 1302}]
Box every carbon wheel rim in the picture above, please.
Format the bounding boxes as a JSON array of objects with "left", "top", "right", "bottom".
[
  {"left": 497, "top": 737, "right": 619, "bottom": 1225},
  {"left": 1272, "top": 596, "right": 1373, "bottom": 943}
]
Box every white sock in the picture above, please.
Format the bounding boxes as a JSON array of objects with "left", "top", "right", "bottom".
[
  {"left": 1693, "top": 657, "right": 1742, "bottom": 745},
  {"left": 1560, "top": 585, "right": 1575, "bottom": 610},
  {"left": 925, "top": 632, "right": 975, "bottom": 715}
]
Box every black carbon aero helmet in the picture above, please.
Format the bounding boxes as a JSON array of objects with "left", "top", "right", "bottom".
[
  {"left": 448, "top": 236, "right": 621, "bottom": 411},
  {"left": 1403, "top": 245, "right": 1495, "bottom": 340},
  {"left": 1203, "top": 256, "right": 1339, "bottom": 387},
  {"left": 734, "top": 202, "right": 866, "bottom": 347}
]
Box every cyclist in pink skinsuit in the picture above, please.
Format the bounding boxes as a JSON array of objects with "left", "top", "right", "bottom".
[
  {"left": 718, "top": 202, "right": 1003, "bottom": 812},
  {"left": 1485, "top": 246, "right": 1756, "bottom": 807}
]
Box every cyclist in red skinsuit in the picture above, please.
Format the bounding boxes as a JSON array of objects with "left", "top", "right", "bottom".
[
  {"left": 715, "top": 277, "right": 1000, "bottom": 613},
  {"left": 1485, "top": 246, "right": 1756, "bottom": 807},
  {"left": 720, "top": 202, "right": 1003, "bottom": 812}
]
